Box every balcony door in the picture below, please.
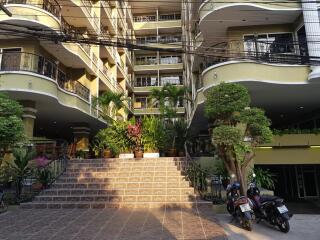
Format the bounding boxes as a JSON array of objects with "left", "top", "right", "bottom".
[{"left": 1, "top": 48, "right": 22, "bottom": 71}]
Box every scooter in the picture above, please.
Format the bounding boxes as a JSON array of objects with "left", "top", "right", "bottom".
[
  {"left": 247, "top": 174, "right": 293, "bottom": 233},
  {"left": 227, "top": 181, "right": 254, "bottom": 231}
]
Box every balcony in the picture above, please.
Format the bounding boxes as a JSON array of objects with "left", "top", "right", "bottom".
[
  {"left": 134, "top": 75, "right": 183, "bottom": 93},
  {"left": 63, "top": 0, "right": 100, "bottom": 34},
  {"left": 133, "top": 13, "right": 181, "bottom": 32},
  {"left": 0, "top": 0, "right": 61, "bottom": 29},
  {"left": 134, "top": 107, "right": 185, "bottom": 115},
  {"left": 255, "top": 133, "right": 320, "bottom": 165},
  {"left": 198, "top": 0, "right": 300, "bottom": 46},
  {"left": 0, "top": 52, "right": 90, "bottom": 103},
  {"left": 134, "top": 55, "right": 183, "bottom": 72},
  {"left": 200, "top": 40, "right": 311, "bottom": 92},
  {"left": 136, "top": 35, "right": 182, "bottom": 48}
]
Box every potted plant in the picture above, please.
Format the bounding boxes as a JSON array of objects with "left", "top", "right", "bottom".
[
  {"left": 127, "top": 120, "right": 143, "bottom": 158},
  {"left": 93, "top": 130, "right": 113, "bottom": 158},
  {"left": 141, "top": 116, "right": 166, "bottom": 158},
  {"left": 102, "top": 121, "right": 134, "bottom": 159}
]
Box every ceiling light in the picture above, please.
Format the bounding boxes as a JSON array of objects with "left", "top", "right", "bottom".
[{"left": 299, "top": 106, "right": 304, "bottom": 109}]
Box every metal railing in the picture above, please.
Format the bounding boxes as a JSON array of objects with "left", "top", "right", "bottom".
[
  {"left": 1, "top": 0, "right": 61, "bottom": 19},
  {"left": 0, "top": 51, "right": 90, "bottom": 101},
  {"left": 201, "top": 40, "right": 314, "bottom": 70}
]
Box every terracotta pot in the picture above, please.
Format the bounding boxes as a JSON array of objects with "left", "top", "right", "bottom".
[
  {"left": 178, "top": 151, "right": 185, "bottom": 157},
  {"left": 134, "top": 150, "right": 143, "bottom": 158},
  {"left": 32, "top": 182, "right": 43, "bottom": 191},
  {"left": 167, "top": 148, "right": 177, "bottom": 157},
  {"left": 103, "top": 149, "right": 113, "bottom": 158}
]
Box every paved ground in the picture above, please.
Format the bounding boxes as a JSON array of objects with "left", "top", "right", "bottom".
[
  {"left": 216, "top": 213, "right": 320, "bottom": 240},
  {"left": 0, "top": 205, "right": 226, "bottom": 240}
]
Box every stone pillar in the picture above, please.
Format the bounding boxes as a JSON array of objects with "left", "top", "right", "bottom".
[
  {"left": 302, "top": 0, "right": 320, "bottom": 79},
  {"left": 20, "top": 101, "right": 37, "bottom": 139},
  {"left": 72, "top": 124, "right": 90, "bottom": 152}
]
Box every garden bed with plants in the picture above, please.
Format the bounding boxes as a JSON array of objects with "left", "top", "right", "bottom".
[{"left": 92, "top": 116, "right": 189, "bottom": 159}]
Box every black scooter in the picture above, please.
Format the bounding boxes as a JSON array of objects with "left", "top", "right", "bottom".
[{"left": 247, "top": 174, "right": 293, "bottom": 233}]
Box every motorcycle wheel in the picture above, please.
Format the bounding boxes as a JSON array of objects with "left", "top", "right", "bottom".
[
  {"left": 278, "top": 219, "right": 290, "bottom": 233},
  {"left": 243, "top": 219, "right": 252, "bottom": 231},
  {"left": 226, "top": 203, "right": 233, "bottom": 215}
]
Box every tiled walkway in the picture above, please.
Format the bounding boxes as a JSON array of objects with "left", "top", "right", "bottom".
[{"left": 0, "top": 205, "right": 226, "bottom": 240}]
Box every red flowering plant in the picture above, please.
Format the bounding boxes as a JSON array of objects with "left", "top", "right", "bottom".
[{"left": 127, "top": 120, "right": 142, "bottom": 152}]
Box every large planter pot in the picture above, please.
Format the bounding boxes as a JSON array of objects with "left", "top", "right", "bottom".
[
  {"left": 134, "top": 150, "right": 144, "bottom": 158},
  {"left": 167, "top": 148, "right": 177, "bottom": 157},
  {"left": 103, "top": 149, "right": 113, "bottom": 158},
  {"left": 119, "top": 153, "right": 134, "bottom": 159},
  {"left": 143, "top": 152, "right": 160, "bottom": 158},
  {"left": 178, "top": 151, "right": 185, "bottom": 157},
  {"left": 32, "top": 182, "right": 43, "bottom": 191}
]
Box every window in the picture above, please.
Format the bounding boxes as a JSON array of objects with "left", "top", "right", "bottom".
[
  {"left": 160, "top": 55, "right": 182, "bottom": 64},
  {"left": 135, "top": 76, "right": 158, "bottom": 87},
  {"left": 1, "top": 48, "right": 22, "bottom": 71},
  {"left": 244, "top": 33, "right": 294, "bottom": 56},
  {"left": 160, "top": 75, "right": 183, "bottom": 85},
  {"left": 135, "top": 56, "right": 157, "bottom": 65}
]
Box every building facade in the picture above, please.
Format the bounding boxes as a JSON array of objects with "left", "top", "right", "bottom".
[
  {"left": 0, "top": 0, "right": 135, "bottom": 151},
  {"left": 183, "top": 0, "right": 320, "bottom": 200}
]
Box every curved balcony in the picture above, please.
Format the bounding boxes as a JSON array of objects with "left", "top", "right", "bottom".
[
  {"left": 0, "top": 51, "right": 92, "bottom": 107},
  {"left": 0, "top": 1, "right": 99, "bottom": 76},
  {"left": 198, "top": 0, "right": 301, "bottom": 46},
  {"left": 201, "top": 40, "right": 311, "bottom": 92}
]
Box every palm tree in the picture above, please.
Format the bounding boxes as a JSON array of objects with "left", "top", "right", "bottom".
[
  {"left": 93, "top": 91, "right": 130, "bottom": 121},
  {"left": 151, "top": 84, "right": 190, "bottom": 119},
  {"left": 150, "top": 87, "right": 167, "bottom": 115}
]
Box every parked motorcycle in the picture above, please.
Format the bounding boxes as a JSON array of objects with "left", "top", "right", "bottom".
[
  {"left": 247, "top": 174, "right": 293, "bottom": 233},
  {"left": 227, "top": 181, "right": 254, "bottom": 231}
]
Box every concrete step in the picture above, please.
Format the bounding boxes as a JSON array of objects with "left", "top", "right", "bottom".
[
  {"left": 52, "top": 181, "right": 191, "bottom": 189},
  {"left": 34, "top": 194, "right": 198, "bottom": 202},
  {"left": 65, "top": 166, "right": 180, "bottom": 172},
  {"left": 67, "top": 162, "right": 183, "bottom": 168},
  {"left": 20, "top": 201, "right": 209, "bottom": 209},
  {"left": 57, "top": 175, "right": 186, "bottom": 181},
  {"left": 41, "top": 188, "right": 195, "bottom": 196},
  {"left": 61, "top": 172, "right": 183, "bottom": 178},
  {"left": 69, "top": 157, "right": 185, "bottom": 163}
]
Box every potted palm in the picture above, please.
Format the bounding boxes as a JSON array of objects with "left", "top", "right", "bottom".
[
  {"left": 93, "top": 129, "right": 113, "bottom": 158},
  {"left": 141, "top": 116, "right": 166, "bottom": 158}
]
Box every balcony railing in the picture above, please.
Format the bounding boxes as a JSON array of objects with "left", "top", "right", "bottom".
[
  {"left": 0, "top": 51, "right": 90, "bottom": 101},
  {"left": 1, "top": 0, "right": 61, "bottom": 19},
  {"left": 133, "top": 13, "right": 181, "bottom": 22},
  {"left": 201, "top": 40, "right": 314, "bottom": 70},
  {"left": 136, "top": 35, "right": 182, "bottom": 45}
]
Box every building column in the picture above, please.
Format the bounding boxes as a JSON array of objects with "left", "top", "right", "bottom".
[
  {"left": 302, "top": 0, "right": 320, "bottom": 79},
  {"left": 20, "top": 101, "right": 37, "bottom": 139},
  {"left": 72, "top": 124, "right": 90, "bottom": 152}
]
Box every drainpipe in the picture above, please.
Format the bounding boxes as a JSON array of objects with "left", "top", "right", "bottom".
[{"left": 302, "top": 0, "right": 320, "bottom": 80}]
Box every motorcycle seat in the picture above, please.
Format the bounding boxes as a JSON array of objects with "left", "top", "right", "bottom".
[{"left": 260, "top": 195, "right": 280, "bottom": 203}]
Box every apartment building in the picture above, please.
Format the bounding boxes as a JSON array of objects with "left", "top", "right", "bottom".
[
  {"left": 183, "top": 0, "right": 320, "bottom": 200},
  {"left": 0, "top": 0, "right": 134, "bottom": 151},
  {"left": 130, "top": 0, "right": 185, "bottom": 116}
]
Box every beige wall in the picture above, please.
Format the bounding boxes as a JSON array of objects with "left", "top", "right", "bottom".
[
  {"left": 255, "top": 148, "right": 320, "bottom": 165},
  {"left": 202, "top": 62, "right": 309, "bottom": 90}
]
